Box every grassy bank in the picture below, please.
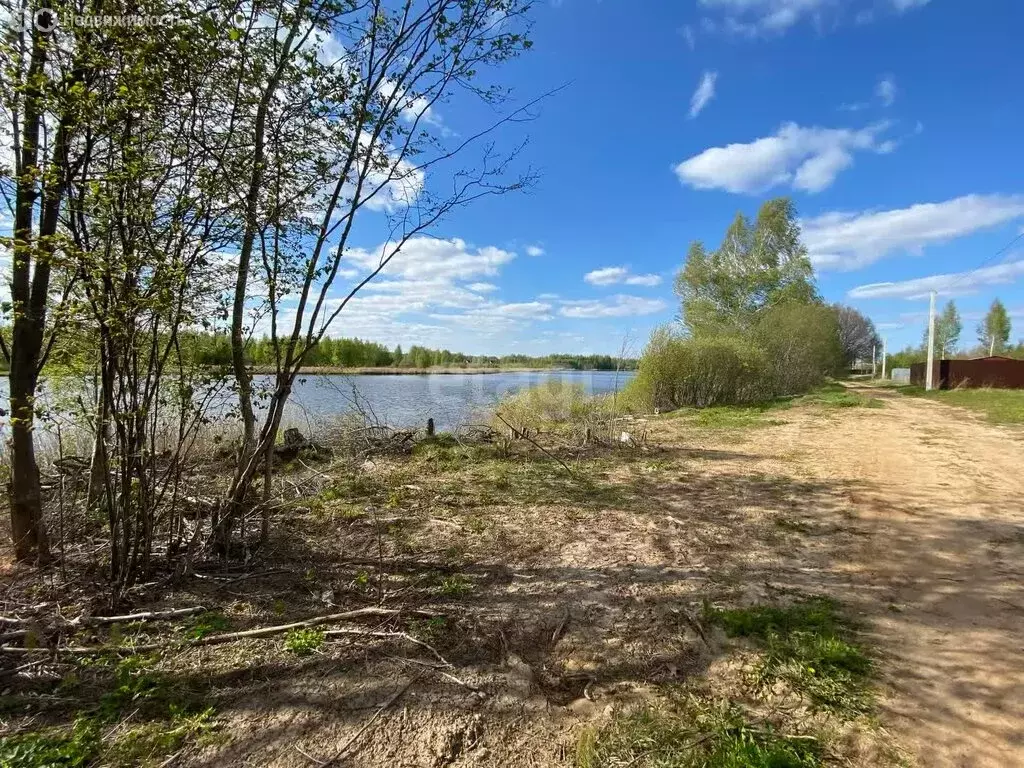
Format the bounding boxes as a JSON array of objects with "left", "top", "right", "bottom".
[
  {"left": 895, "top": 385, "right": 1024, "bottom": 425},
  {"left": 661, "top": 381, "right": 883, "bottom": 430}
]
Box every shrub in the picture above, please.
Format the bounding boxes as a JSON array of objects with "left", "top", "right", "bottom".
[
  {"left": 625, "top": 304, "right": 844, "bottom": 413},
  {"left": 494, "top": 380, "right": 616, "bottom": 440},
  {"left": 755, "top": 303, "right": 843, "bottom": 397},
  {"left": 623, "top": 329, "right": 770, "bottom": 411}
]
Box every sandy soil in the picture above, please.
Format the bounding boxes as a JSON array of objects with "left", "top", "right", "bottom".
[
  {"left": 745, "top": 386, "right": 1024, "bottom": 768},
  {"left": 182, "top": 387, "right": 1023, "bottom": 767},
  {"left": 7, "top": 386, "right": 1019, "bottom": 767}
]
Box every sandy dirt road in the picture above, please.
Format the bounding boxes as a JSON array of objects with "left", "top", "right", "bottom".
[
  {"left": 685, "top": 386, "right": 1024, "bottom": 768},
  {"left": 183, "top": 387, "right": 1022, "bottom": 767}
]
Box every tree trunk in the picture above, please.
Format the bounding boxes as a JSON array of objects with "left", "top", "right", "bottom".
[
  {"left": 7, "top": 29, "right": 50, "bottom": 562},
  {"left": 8, "top": 368, "right": 47, "bottom": 561}
]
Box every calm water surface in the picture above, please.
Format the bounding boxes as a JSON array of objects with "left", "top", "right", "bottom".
[
  {"left": 3, "top": 371, "right": 635, "bottom": 447},
  {"left": 273, "top": 370, "right": 633, "bottom": 432}
]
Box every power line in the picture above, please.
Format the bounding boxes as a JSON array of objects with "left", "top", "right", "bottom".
[{"left": 945, "top": 230, "right": 1024, "bottom": 291}]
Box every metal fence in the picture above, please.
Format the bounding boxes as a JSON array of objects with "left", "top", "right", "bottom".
[{"left": 909, "top": 357, "right": 1024, "bottom": 389}]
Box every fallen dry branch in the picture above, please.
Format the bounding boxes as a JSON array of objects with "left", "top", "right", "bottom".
[
  {"left": 1, "top": 607, "right": 436, "bottom": 655},
  {"left": 72, "top": 606, "right": 207, "bottom": 627},
  {"left": 493, "top": 411, "right": 574, "bottom": 475}
]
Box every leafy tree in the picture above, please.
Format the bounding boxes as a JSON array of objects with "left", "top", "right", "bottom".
[
  {"left": 977, "top": 298, "right": 1011, "bottom": 356},
  {"left": 925, "top": 300, "right": 962, "bottom": 358},
  {"left": 675, "top": 197, "right": 818, "bottom": 336}
]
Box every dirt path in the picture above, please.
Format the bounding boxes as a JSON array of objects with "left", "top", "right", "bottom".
[
  {"left": 173, "top": 389, "right": 1022, "bottom": 767},
  {"left": 669, "top": 388, "right": 1024, "bottom": 768}
]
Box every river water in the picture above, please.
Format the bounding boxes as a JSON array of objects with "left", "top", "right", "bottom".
[
  {"left": 1, "top": 370, "right": 635, "bottom": 450},
  {"left": 273, "top": 370, "right": 633, "bottom": 432}
]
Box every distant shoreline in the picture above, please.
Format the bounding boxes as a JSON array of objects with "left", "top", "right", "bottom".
[{"left": 248, "top": 366, "right": 630, "bottom": 376}]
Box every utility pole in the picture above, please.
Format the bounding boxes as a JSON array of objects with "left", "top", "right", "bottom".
[
  {"left": 871, "top": 344, "right": 876, "bottom": 377},
  {"left": 881, "top": 337, "right": 887, "bottom": 380},
  {"left": 926, "top": 290, "right": 936, "bottom": 391}
]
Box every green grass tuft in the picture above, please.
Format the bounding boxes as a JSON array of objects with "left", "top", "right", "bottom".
[
  {"left": 0, "top": 655, "right": 217, "bottom": 767},
  {"left": 436, "top": 573, "right": 473, "bottom": 597},
  {"left": 284, "top": 628, "right": 325, "bottom": 656},
  {"left": 705, "top": 597, "right": 873, "bottom": 716},
  {"left": 897, "top": 385, "right": 1024, "bottom": 424},
  {"left": 185, "top": 611, "right": 231, "bottom": 640},
  {"left": 577, "top": 696, "right": 822, "bottom": 768}
]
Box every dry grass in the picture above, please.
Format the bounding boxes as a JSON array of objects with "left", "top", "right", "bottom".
[{"left": 1, "top": 390, "right": 937, "bottom": 767}]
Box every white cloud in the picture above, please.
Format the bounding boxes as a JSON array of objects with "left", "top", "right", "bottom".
[
  {"left": 362, "top": 159, "right": 425, "bottom": 212},
  {"left": 584, "top": 266, "right": 662, "bottom": 287},
  {"left": 467, "top": 282, "right": 498, "bottom": 293},
  {"left": 698, "top": 0, "right": 930, "bottom": 37},
  {"left": 430, "top": 301, "right": 554, "bottom": 334},
  {"left": 875, "top": 75, "right": 896, "bottom": 107},
  {"left": 537, "top": 292, "right": 560, "bottom": 300},
  {"left": 681, "top": 24, "right": 696, "bottom": 50},
  {"left": 526, "top": 245, "right": 545, "bottom": 257},
  {"left": 674, "top": 121, "right": 893, "bottom": 194},
  {"left": 689, "top": 71, "right": 718, "bottom": 119},
  {"left": 625, "top": 274, "right": 663, "bottom": 287},
  {"left": 698, "top": 0, "right": 828, "bottom": 36},
  {"left": 584, "top": 267, "right": 629, "bottom": 286},
  {"left": 891, "top": 0, "right": 930, "bottom": 10},
  {"left": 378, "top": 78, "right": 447, "bottom": 135},
  {"left": 848, "top": 259, "right": 1024, "bottom": 300},
  {"left": 804, "top": 194, "right": 1024, "bottom": 270},
  {"left": 840, "top": 74, "right": 897, "bottom": 111},
  {"left": 560, "top": 295, "right": 668, "bottom": 319},
  {"left": 343, "top": 237, "right": 515, "bottom": 282}
]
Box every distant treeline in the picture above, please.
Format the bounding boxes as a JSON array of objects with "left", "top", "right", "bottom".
[{"left": 183, "top": 332, "right": 636, "bottom": 371}]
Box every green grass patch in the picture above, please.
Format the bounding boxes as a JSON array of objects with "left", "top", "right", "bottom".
[
  {"left": 705, "top": 597, "right": 873, "bottom": 716},
  {"left": 897, "top": 385, "right": 1024, "bottom": 424},
  {"left": 666, "top": 382, "right": 882, "bottom": 429},
  {"left": 442, "top": 457, "right": 638, "bottom": 511},
  {"left": 796, "top": 388, "right": 883, "bottom": 409},
  {"left": 0, "top": 655, "right": 217, "bottom": 767},
  {"left": 0, "top": 719, "right": 100, "bottom": 767},
  {"left": 284, "top": 628, "right": 325, "bottom": 656},
  {"left": 185, "top": 611, "right": 231, "bottom": 640},
  {"left": 685, "top": 405, "right": 787, "bottom": 429},
  {"left": 436, "top": 573, "right": 473, "bottom": 597},
  {"left": 577, "top": 696, "right": 822, "bottom": 768}
]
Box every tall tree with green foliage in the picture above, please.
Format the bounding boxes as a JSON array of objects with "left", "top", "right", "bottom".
[
  {"left": 977, "top": 298, "right": 1011, "bottom": 355},
  {"left": 675, "top": 197, "right": 818, "bottom": 335},
  {"left": 925, "top": 300, "right": 962, "bottom": 358}
]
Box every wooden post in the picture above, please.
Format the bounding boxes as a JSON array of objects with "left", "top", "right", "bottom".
[{"left": 426, "top": 418, "right": 434, "bottom": 437}]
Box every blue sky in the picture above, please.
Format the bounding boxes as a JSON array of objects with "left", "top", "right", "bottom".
[
  {"left": 3, "top": 1, "right": 1020, "bottom": 357},
  {"left": 329, "top": 0, "right": 1024, "bottom": 356}
]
